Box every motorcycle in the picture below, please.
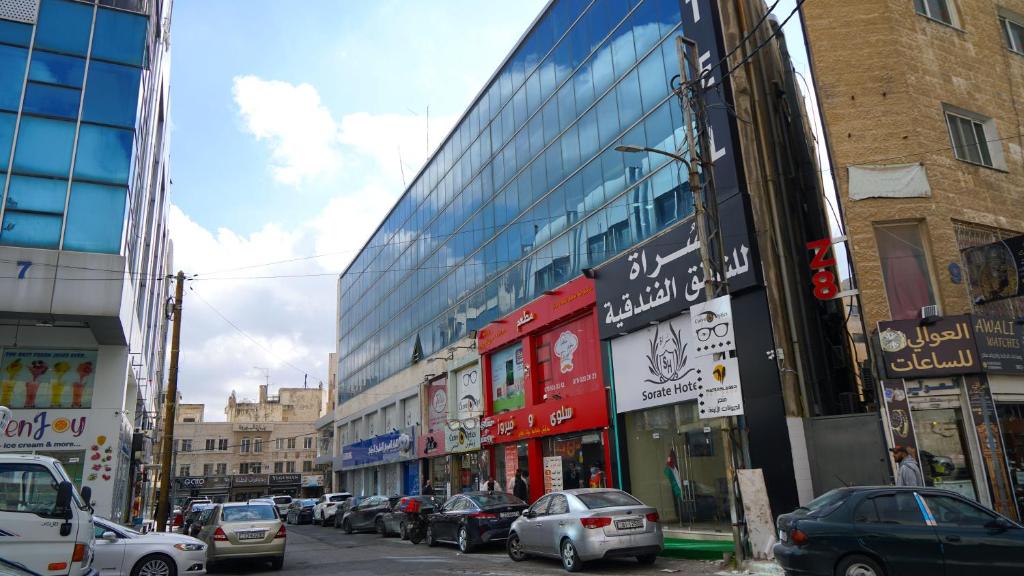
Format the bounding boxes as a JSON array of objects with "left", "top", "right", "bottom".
[{"left": 404, "top": 497, "right": 434, "bottom": 544}]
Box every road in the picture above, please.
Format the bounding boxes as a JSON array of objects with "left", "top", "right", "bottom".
[{"left": 207, "top": 522, "right": 725, "bottom": 576}]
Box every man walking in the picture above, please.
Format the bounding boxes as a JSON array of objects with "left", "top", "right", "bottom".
[
  {"left": 513, "top": 469, "right": 528, "bottom": 502},
  {"left": 891, "top": 445, "right": 925, "bottom": 487}
]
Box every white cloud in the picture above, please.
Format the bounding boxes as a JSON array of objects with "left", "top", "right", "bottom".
[{"left": 232, "top": 75, "right": 343, "bottom": 186}]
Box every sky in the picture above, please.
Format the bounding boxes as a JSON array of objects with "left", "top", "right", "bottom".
[{"left": 168, "top": 0, "right": 830, "bottom": 421}]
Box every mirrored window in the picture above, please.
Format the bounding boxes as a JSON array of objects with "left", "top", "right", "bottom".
[
  {"left": 35, "top": 0, "right": 93, "bottom": 56},
  {"left": 83, "top": 61, "right": 142, "bottom": 128},
  {"left": 22, "top": 83, "right": 81, "bottom": 119},
  {"left": 13, "top": 116, "right": 75, "bottom": 177},
  {"left": 29, "top": 52, "right": 86, "bottom": 87},
  {"left": 0, "top": 210, "right": 62, "bottom": 249},
  {"left": 64, "top": 182, "right": 126, "bottom": 253},
  {"left": 74, "top": 123, "right": 134, "bottom": 184},
  {"left": 0, "top": 45, "right": 28, "bottom": 112}
]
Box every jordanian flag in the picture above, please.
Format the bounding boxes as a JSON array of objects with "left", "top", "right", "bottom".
[{"left": 664, "top": 448, "right": 682, "bottom": 498}]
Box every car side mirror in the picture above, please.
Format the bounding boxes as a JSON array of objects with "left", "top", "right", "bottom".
[
  {"left": 56, "top": 481, "right": 73, "bottom": 520},
  {"left": 80, "top": 486, "right": 93, "bottom": 511},
  {"left": 522, "top": 510, "right": 534, "bottom": 519},
  {"left": 986, "top": 518, "right": 1014, "bottom": 531},
  {"left": 102, "top": 531, "right": 118, "bottom": 543}
]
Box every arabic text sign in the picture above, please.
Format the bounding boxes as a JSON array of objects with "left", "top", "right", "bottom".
[
  {"left": 342, "top": 429, "right": 415, "bottom": 468},
  {"left": 697, "top": 356, "right": 743, "bottom": 419},
  {"left": 690, "top": 295, "right": 735, "bottom": 358},
  {"left": 879, "top": 315, "right": 980, "bottom": 378},
  {"left": 610, "top": 314, "right": 703, "bottom": 414},
  {"left": 543, "top": 456, "right": 563, "bottom": 494},
  {"left": 594, "top": 216, "right": 754, "bottom": 340},
  {"left": 973, "top": 316, "right": 1024, "bottom": 374}
]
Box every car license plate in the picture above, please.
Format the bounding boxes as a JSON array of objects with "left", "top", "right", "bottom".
[
  {"left": 238, "top": 530, "right": 265, "bottom": 540},
  {"left": 615, "top": 518, "right": 643, "bottom": 530},
  {"left": 501, "top": 511, "right": 520, "bottom": 518}
]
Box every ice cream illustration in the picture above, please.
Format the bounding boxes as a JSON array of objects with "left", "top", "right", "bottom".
[
  {"left": 1, "top": 359, "right": 22, "bottom": 406},
  {"left": 24, "top": 360, "right": 48, "bottom": 408},
  {"left": 72, "top": 361, "right": 94, "bottom": 408},
  {"left": 50, "top": 361, "right": 71, "bottom": 407}
]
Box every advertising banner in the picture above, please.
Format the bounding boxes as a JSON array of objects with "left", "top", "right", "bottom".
[
  {"left": 964, "top": 375, "right": 1019, "bottom": 520},
  {"left": 504, "top": 445, "right": 518, "bottom": 492},
  {"left": 543, "top": 456, "right": 563, "bottom": 494},
  {"left": 878, "top": 315, "right": 979, "bottom": 378},
  {"left": 454, "top": 364, "right": 482, "bottom": 419},
  {"left": 880, "top": 379, "right": 919, "bottom": 457},
  {"left": 477, "top": 276, "right": 596, "bottom": 353},
  {"left": 341, "top": 428, "right": 416, "bottom": 468},
  {"left": 690, "top": 295, "right": 736, "bottom": 357},
  {"left": 697, "top": 356, "right": 743, "bottom": 419},
  {"left": 535, "top": 315, "right": 602, "bottom": 399},
  {"left": 445, "top": 422, "right": 481, "bottom": 453},
  {"left": 972, "top": 316, "right": 1024, "bottom": 374},
  {"left": 416, "top": 429, "right": 445, "bottom": 458},
  {"left": 0, "top": 349, "right": 97, "bottom": 409},
  {"left": 490, "top": 342, "right": 525, "bottom": 413},
  {"left": 961, "top": 234, "right": 1024, "bottom": 304},
  {"left": 427, "top": 376, "right": 449, "bottom": 432},
  {"left": 610, "top": 314, "right": 703, "bottom": 414}
]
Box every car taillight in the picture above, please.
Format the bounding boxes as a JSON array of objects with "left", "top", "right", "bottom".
[
  {"left": 645, "top": 512, "right": 659, "bottom": 523},
  {"left": 213, "top": 528, "right": 228, "bottom": 542},
  {"left": 580, "top": 517, "right": 612, "bottom": 529},
  {"left": 469, "top": 512, "right": 497, "bottom": 519},
  {"left": 275, "top": 525, "right": 287, "bottom": 539},
  {"left": 173, "top": 514, "right": 183, "bottom": 526},
  {"left": 790, "top": 528, "right": 809, "bottom": 545},
  {"left": 72, "top": 543, "right": 87, "bottom": 562}
]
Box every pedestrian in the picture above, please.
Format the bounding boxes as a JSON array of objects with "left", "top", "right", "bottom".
[
  {"left": 565, "top": 462, "right": 581, "bottom": 489},
  {"left": 588, "top": 462, "right": 605, "bottom": 488},
  {"left": 486, "top": 476, "right": 497, "bottom": 492},
  {"left": 422, "top": 480, "right": 435, "bottom": 495},
  {"left": 513, "top": 469, "right": 528, "bottom": 502},
  {"left": 890, "top": 445, "right": 925, "bottom": 487}
]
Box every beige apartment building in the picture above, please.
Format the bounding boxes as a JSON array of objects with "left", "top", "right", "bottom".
[
  {"left": 803, "top": 0, "right": 1024, "bottom": 518},
  {"left": 171, "top": 384, "right": 326, "bottom": 504}
]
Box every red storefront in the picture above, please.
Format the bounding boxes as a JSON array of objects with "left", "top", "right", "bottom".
[{"left": 477, "top": 276, "right": 611, "bottom": 503}]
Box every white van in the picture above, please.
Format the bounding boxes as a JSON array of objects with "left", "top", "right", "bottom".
[{"left": 0, "top": 453, "right": 97, "bottom": 576}]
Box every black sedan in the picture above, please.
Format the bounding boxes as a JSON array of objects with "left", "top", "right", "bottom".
[
  {"left": 338, "top": 495, "right": 396, "bottom": 533},
  {"left": 425, "top": 491, "right": 528, "bottom": 553},
  {"left": 380, "top": 495, "right": 443, "bottom": 538},
  {"left": 285, "top": 498, "right": 317, "bottom": 524},
  {"left": 774, "top": 486, "right": 1024, "bottom": 576}
]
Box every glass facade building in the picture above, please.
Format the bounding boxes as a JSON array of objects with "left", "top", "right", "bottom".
[
  {"left": 338, "top": 0, "right": 699, "bottom": 400},
  {"left": 0, "top": 0, "right": 150, "bottom": 254}
]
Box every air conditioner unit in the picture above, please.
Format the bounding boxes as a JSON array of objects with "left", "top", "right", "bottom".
[{"left": 921, "top": 305, "right": 940, "bottom": 320}]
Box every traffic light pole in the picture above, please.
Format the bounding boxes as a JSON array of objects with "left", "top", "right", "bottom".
[{"left": 155, "top": 271, "right": 184, "bottom": 532}]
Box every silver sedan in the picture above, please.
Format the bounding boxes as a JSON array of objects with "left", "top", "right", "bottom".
[
  {"left": 93, "top": 517, "right": 207, "bottom": 576},
  {"left": 507, "top": 489, "right": 663, "bottom": 572}
]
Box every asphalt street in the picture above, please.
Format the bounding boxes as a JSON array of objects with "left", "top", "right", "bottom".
[{"left": 206, "top": 522, "right": 728, "bottom": 576}]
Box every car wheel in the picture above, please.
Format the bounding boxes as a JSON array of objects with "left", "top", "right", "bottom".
[
  {"left": 561, "top": 538, "right": 583, "bottom": 573},
  {"left": 507, "top": 532, "right": 527, "bottom": 562},
  {"left": 377, "top": 518, "right": 386, "bottom": 537},
  {"left": 425, "top": 524, "right": 436, "bottom": 547},
  {"left": 270, "top": 556, "right": 284, "bottom": 570},
  {"left": 132, "top": 554, "right": 175, "bottom": 576},
  {"left": 343, "top": 519, "right": 353, "bottom": 534},
  {"left": 400, "top": 522, "right": 407, "bottom": 540},
  {"left": 458, "top": 525, "right": 473, "bottom": 553},
  {"left": 637, "top": 554, "right": 657, "bottom": 565},
  {"left": 334, "top": 514, "right": 341, "bottom": 528},
  {"left": 836, "top": 555, "right": 885, "bottom": 576}
]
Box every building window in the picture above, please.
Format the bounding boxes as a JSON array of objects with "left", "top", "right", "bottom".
[
  {"left": 205, "top": 439, "right": 215, "bottom": 451},
  {"left": 1001, "top": 14, "right": 1024, "bottom": 54},
  {"left": 275, "top": 438, "right": 284, "bottom": 450},
  {"left": 203, "top": 464, "right": 213, "bottom": 476},
  {"left": 286, "top": 461, "right": 296, "bottom": 473},
  {"left": 215, "top": 463, "right": 227, "bottom": 475},
  {"left": 875, "top": 222, "right": 938, "bottom": 320},
  {"left": 274, "top": 462, "right": 284, "bottom": 473},
  {"left": 239, "top": 463, "right": 249, "bottom": 474},
  {"left": 946, "top": 112, "right": 993, "bottom": 167},
  {"left": 253, "top": 438, "right": 263, "bottom": 453},
  {"left": 218, "top": 438, "right": 228, "bottom": 451},
  {"left": 287, "top": 438, "right": 296, "bottom": 449},
  {"left": 302, "top": 461, "right": 313, "bottom": 472},
  {"left": 182, "top": 418, "right": 195, "bottom": 423},
  {"left": 179, "top": 465, "right": 190, "bottom": 476},
  {"left": 240, "top": 437, "right": 251, "bottom": 454},
  {"left": 303, "top": 437, "right": 313, "bottom": 450},
  {"left": 180, "top": 439, "right": 192, "bottom": 452},
  {"left": 914, "top": 0, "right": 956, "bottom": 26},
  {"left": 251, "top": 462, "right": 262, "bottom": 474}
]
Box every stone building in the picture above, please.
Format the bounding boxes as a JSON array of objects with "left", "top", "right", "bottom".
[
  {"left": 803, "top": 0, "right": 1024, "bottom": 519},
  {"left": 171, "top": 384, "right": 325, "bottom": 505}
]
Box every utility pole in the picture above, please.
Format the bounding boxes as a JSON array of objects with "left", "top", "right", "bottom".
[{"left": 155, "top": 271, "right": 185, "bottom": 532}]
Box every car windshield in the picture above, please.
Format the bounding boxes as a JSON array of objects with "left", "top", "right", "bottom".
[
  {"left": 800, "top": 489, "right": 851, "bottom": 516},
  {"left": 329, "top": 494, "right": 348, "bottom": 502},
  {"left": 222, "top": 505, "right": 277, "bottom": 521},
  {"left": 301, "top": 499, "right": 317, "bottom": 506},
  {"left": 576, "top": 491, "right": 643, "bottom": 509},
  {"left": 468, "top": 493, "right": 525, "bottom": 508},
  {"left": 273, "top": 497, "right": 291, "bottom": 504}
]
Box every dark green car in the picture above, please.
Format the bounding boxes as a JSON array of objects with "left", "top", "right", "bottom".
[{"left": 774, "top": 486, "right": 1024, "bottom": 576}]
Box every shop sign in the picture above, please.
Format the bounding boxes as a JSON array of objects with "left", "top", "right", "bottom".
[
  {"left": 176, "top": 476, "right": 206, "bottom": 490},
  {"left": 445, "top": 422, "right": 481, "bottom": 453},
  {"left": 961, "top": 234, "right": 1024, "bottom": 305},
  {"left": 416, "top": 429, "right": 445, "bottom": 458},
  {"left": 233, "top": 422, "right": 271, "bottom": 432},
  {"left": 611, "top": 314, "right": 703, "bottom": 414},
  {"left": 805, "top": 236, "right": 858, "bottom": 301},
  {"left": 697, "top": 356, "right": 744, "bottom": 419},
  {"left": 690, "top": 295, "right": 736, "bottom": 357},
  {"left": 478, "top": 276, "right": 596, "bottom": 353},
  {"left": 594, "top": 220, "right": 755, "bottom": 340},
  {"left": 201, "top": 476, "right": 231, "bottom": 491},
  {"left": 480, "top": 393, "right": 608, "bottom": 445},
  {"left": 427, "top": 376, "right": 449, "bottom": 431},
  {"left": 232, "top": 474, "right": 268, "bottom": 487},
  {"left": 302, "top": 474, "right": 323, "bottom": 488},
  {"left": 269, "top": 473, "right": 301, "bottom": 486},
  {"left": 972, "top": 316, "right": 1024, "bottom": 374},
  {"left": 454, "top": 363, "right": 482, "bottom": 419},
  {"left": 536, "top": 315, "right": 602, "bottom": 398},
  {"left": 341, "top": 428, "right": 416, "bottom": 468},
  {"left": 543, "top": 456, "right": 563, "bottom": 493},
  {"left": 878, "top": 315, "right": 979, "bottom": 378},
  {"left": 1, "top": 349, "right": 98, "bottom": 409},
  {"left": 964, "top": 375, "right": 1019, "bottom": 520}
]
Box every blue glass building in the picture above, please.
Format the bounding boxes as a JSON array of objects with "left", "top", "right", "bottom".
[{"left": 338, "top": 0, "right": 699, "bottom": 401}]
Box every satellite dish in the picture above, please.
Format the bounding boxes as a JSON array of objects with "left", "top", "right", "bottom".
[{"left": 0, "top": 406, "right": 11, "bottom": 431}]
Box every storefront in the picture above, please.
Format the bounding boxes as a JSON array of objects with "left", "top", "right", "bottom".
[
  {"left": 198, "top": 476, "right": 231, "bottom": 503},
  {"left": 231, "top": 473, "right": 269, "bottom": 501},
  {"left": 340, "top": 426, "right": 417, "bottom": 496},
  {"left": 879, "top": 314, "right": 1022, "bottom": 520},
  {"left": 269, "top": 473, "right": 302, "bottom": 497},
  {"left": 477, "top": 276, "right": 611, "bottom": 503}
]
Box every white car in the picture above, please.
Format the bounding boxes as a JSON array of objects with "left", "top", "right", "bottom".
[
  {"left": 313, "top": 492, "right": 352, "bottom": 526},
  {"left": 93, "top": 517, "right": 207, "bottom": 576}
]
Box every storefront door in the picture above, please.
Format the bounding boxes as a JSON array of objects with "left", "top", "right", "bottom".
[
  {"left": 911, "top": 407, "right": 979, "bottom": 500},
  {"left": 496, "top": 442, "right": 529, "bottom": 497},
  {"left": 542, "top": 432, "right": 605, "bottom": 491}
]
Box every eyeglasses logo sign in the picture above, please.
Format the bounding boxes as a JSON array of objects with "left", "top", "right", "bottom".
[{"left": 690, "top": 295, "right": 736, "bottom": 358}]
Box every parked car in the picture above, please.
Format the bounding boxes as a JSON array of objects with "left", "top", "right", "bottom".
[
  {"left": 93, "top": 516, "right": 208, "bottom": 576},
  {"left": 182, "top": 503, "right": 215, "bottom": 536},
  {"left": 507, "top": 488, "right": 663, "bottom": 572},
  {"left": 338, "top": 495, "right": 395, "bottom": 533},
  {"left": 380, "top": 495, "right": 443, "bottom": 539},
  {"left": 774, "top": 486, "right": 1024, "bottom": 576},
  {"left": 183, "top": 498, "right": 212, "bottom": 517},
  {"left": 313, "top": 492, "right": 352, "bottom": 526},
  {"left": 425, "top": 491, "right": 528, "bottom": 552},
  {"left": 195, "top": 503, "right": 286, "bottom": 570},
  {"left": 285, "top": 499, "right": 317, "bottom": 525},
  {"left": 271, "top": 495, "right": 293, "bottom": 517}
]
